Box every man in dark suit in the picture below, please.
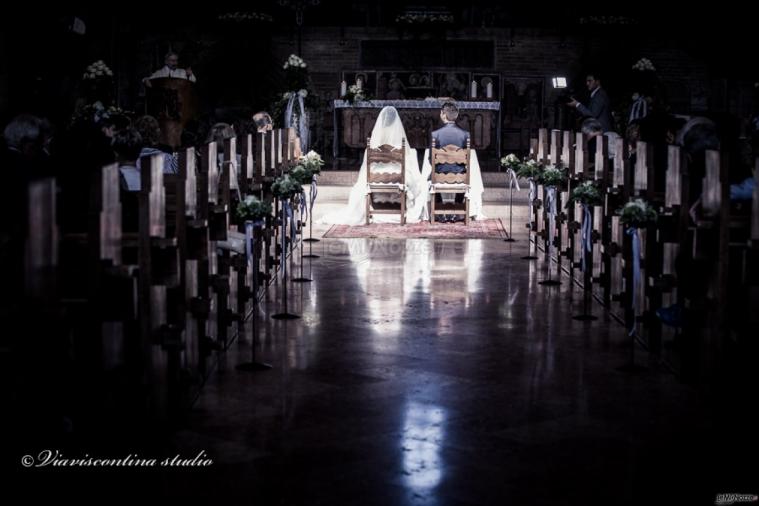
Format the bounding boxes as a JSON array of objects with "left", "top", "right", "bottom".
[
  {"left": 568, "top": 73, "right": 615, "bottom": 132},
  {"left": 432, "top": 102, "right": 470, "bottom": 222}
]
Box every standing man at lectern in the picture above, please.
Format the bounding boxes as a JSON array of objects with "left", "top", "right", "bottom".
[{"left": 143, "top": 51, "right": 196, "bottom": 88}]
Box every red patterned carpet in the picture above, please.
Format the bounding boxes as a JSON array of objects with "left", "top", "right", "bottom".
[{"left": 324, "top": 219, "right": 507, "bottom": 239}]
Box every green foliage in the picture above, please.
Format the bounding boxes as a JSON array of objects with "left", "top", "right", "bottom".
[
  {"left": 569, "top": 181, "right": 603, "bottom": 206},
  {"left": 514, "top": 159, "right": 544, "bottom": 179},
  {"left": 537, "top": 164, "right": 565, "bottom": 187},
  {"left": 236, "top": 195, "right": 271, "bottom": 221},
  {"left": 271, "top": 174, "right": 303, "bottom": 199},
  {"left": 618, "top": 199, "right": 658, "bottom": 227}
]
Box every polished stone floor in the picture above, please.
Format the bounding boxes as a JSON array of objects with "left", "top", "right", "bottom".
[{"left": 159, "top": 236, "right": 757, "bottom": 505}]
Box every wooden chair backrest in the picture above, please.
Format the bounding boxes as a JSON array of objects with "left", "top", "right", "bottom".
[
  {"left": 431, "top": 137, "right": 470, "bottom": 185},
  {"left": 366, "top": 137, "right": 406, "bottom": 184}
]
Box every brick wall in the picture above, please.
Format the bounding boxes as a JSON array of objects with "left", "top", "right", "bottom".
[{"left": 268, "top": 26, "right": 750, "bottom": 165}]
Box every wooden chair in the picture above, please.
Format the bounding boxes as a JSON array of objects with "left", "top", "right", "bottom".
[
  {"left": 429, "top": 137, "right": 471, "bottom": 226},
  {"left": 365, "top": 137, "right": 407, "bottom": 225}
]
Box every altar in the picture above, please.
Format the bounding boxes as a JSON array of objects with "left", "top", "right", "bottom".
[{"left": 332, "top": 99, "right": 501, "bottom": 170}]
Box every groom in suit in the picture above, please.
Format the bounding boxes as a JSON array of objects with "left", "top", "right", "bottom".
[{"left": 432, "top": 102, "right": 470, "bottom": 222}]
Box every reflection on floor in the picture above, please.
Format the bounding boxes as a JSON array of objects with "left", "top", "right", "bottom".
[
  {"left": 164, "top": 237, "right": 756, "bottom": 505},
  {"left": 14, "top": 234, "right": 756, "bottom": 504}
]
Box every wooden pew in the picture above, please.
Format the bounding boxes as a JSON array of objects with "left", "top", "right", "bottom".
[
  {"left": 657, "top": 146, "right": 689, "bottom": 335},
  {"left": 164, "top": 148, "right": 213, "bottom": 393},
  {"left": 87, "top": 164, "right": 139, "bottom": 384},
  {"left": 25, "top": 178, "right": 58, "bottom": 306},
  {"left": 240, "top": 133, "right": 255, "bottom": 196},
  {"left": 591, "top": 135, "right": 608, "bottom": 294},
  {"left": 606, "top": 138, "right": 632, "bottom": 311},
  {"left": 535, "top": 128, "right": 548, "bottom": 253},
  {"left": 137, "top": 153, "right": 181, "bottom": 421},
  {"left": 546, "top": 130, "right": 564, "bottom": 280},
  {"left": 198, "top": 143, "right": 222, "bottom": 356},
  {"left": 572, "top": 133, "right": 589, "bottom": 280},
  {"left": 525, "top": 137, "right": 540, "bottom": 254},
  {"left": 560, "top": 130, "right": 577, "bottom": 276}
]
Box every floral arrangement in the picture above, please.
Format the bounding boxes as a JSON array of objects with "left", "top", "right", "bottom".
[
  {"left": 299, "top": 150, "right": 324, "bottom": 173},
  {"left": 569, "top": 181, "right": 603, "bottom": 206},
  {"left": 236, "top": 195, "right": 272, "bottom": 221},
  {"left": 283, "top": 54, "right": 309, "bottom": 92},
  {"left": 500, "top": 153, "right": 521, "bottom": 171},
  {"left": 271, "top": 174, "right": 303, "bottom": 199},
  {"left": 273, "top": 54, "right": 315, "bottom": 128},
  {"left": 70, "top": 101, "right": 131, "bottom": 128},
  {"left": 289, "top": 150, "right": 324, "bottom": 184},
  {"left": 218, "top": 11, "right": 273, "bottom": 23},
  {"left": 343, "top": 83, "right": 370, "bottom": 105},
  {"left": 83, "top": 60, "right": 113, "bottom": 80},
  {"left": 537, "top": 164, "right": 565, "bottom": 187},
  {"left": 284, "top": 54, "right": 307, "bottom": 70},
  {"left": 283, "top": 89, "right": 309, "bottom": 100},
  {"left": 289, "top": 165, "right": 311, "bottom": 185},
  {"left": 632, "top": 58, "right": 656, "bottom": 72},
  {"left": 515, "top": 158, "right": 544, "bottom": 179},
  {"left": 619, "top": 199, "right": 658, "bottom": 227}
]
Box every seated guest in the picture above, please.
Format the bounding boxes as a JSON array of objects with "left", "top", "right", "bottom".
[
  {"left": 134, "top": 115, "right": 177, "bottom": 174},
  {"left": 730, "top": 176, "right": 756, "bottom": 201},
  {"left": 253, "top": 111, "right": 273, "bottom": 133},
  {"left": 1, "top": 114, "right": 52, "bottom": 303},
  {"left": 113, "top": 128, "right": 143, "bottom": 192},
  {"left": 582, "top": 118, "right": 619, "bottom": 160},
  {"left": 728, "top": 138, "right": 756, "bottom": 201},
  {"left": 2, "top": 114, "right": 51, "bottom": 178},
  {"left": 143, "top": 51, "right": 195, "bottom": 88},
  {"left": 206, "top": 123, "right": 241, "bottom": 195}
]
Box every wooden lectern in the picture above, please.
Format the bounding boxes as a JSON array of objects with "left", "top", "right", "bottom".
[{"left": 145, "top": 78, "right": 198, "bottom": 149}]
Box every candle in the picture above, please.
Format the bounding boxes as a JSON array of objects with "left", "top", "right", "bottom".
[
  {"left": 471, "top": 80, "right": 477, "bottom": 98},
  {"left": 340, "top": 80, "right": 347, "bottom": 97},
  {"left": 356, "top": 78, "right": 363, "bottom": 90},
  {"left": 486, "top": 82, "right": 493, "bottom": 99}
]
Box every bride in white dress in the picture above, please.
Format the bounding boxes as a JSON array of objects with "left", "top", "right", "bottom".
[{"left": 320, "top": 106, "right": 428, "bottom": 225}]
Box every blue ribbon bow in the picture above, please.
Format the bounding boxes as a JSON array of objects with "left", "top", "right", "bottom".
[
  {"left": 626, "top": 226, "right": 642, "bottom": 336},
  {"left": 310, "top": 177, "right": 318, "bottom": 212},
  {"left": 285, "top": 93, "right": 309, "bottom": 153},
  {"left": 581, "top": 204, "right": 593, "bottom": 273},
  {"left": 545, "top": 186, "right": 557, "bottom": 254},
  {"left": 283, "top": 200, "right": 296, "bottom": 256},
  {"left": 245, "top": 219, "right": 264, "bottom": 265},
  {"left": 299, "top": 190, "right": 307, "bottom": 221},
  {"left": 507, "top": 168, "right": 521, "bottom": 191}
]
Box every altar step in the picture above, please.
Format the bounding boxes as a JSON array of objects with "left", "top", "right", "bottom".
[
  {"left": 309, "top": 170, "right": 531, "bottom": 230},
  {"left": 315, "top": 170, "right": 530, "bottom": 204}
]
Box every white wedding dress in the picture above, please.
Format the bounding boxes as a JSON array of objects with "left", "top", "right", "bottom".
[
  {"left": 420, "top": 148, "right": 486, "bottom": 220},
  {"left": 320, "top": 106, "right": 428, "bottom": 225}
]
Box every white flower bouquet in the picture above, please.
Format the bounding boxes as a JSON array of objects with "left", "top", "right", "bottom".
[{"left": 83, "top": 60, "right": 113, "bottom": 80}]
